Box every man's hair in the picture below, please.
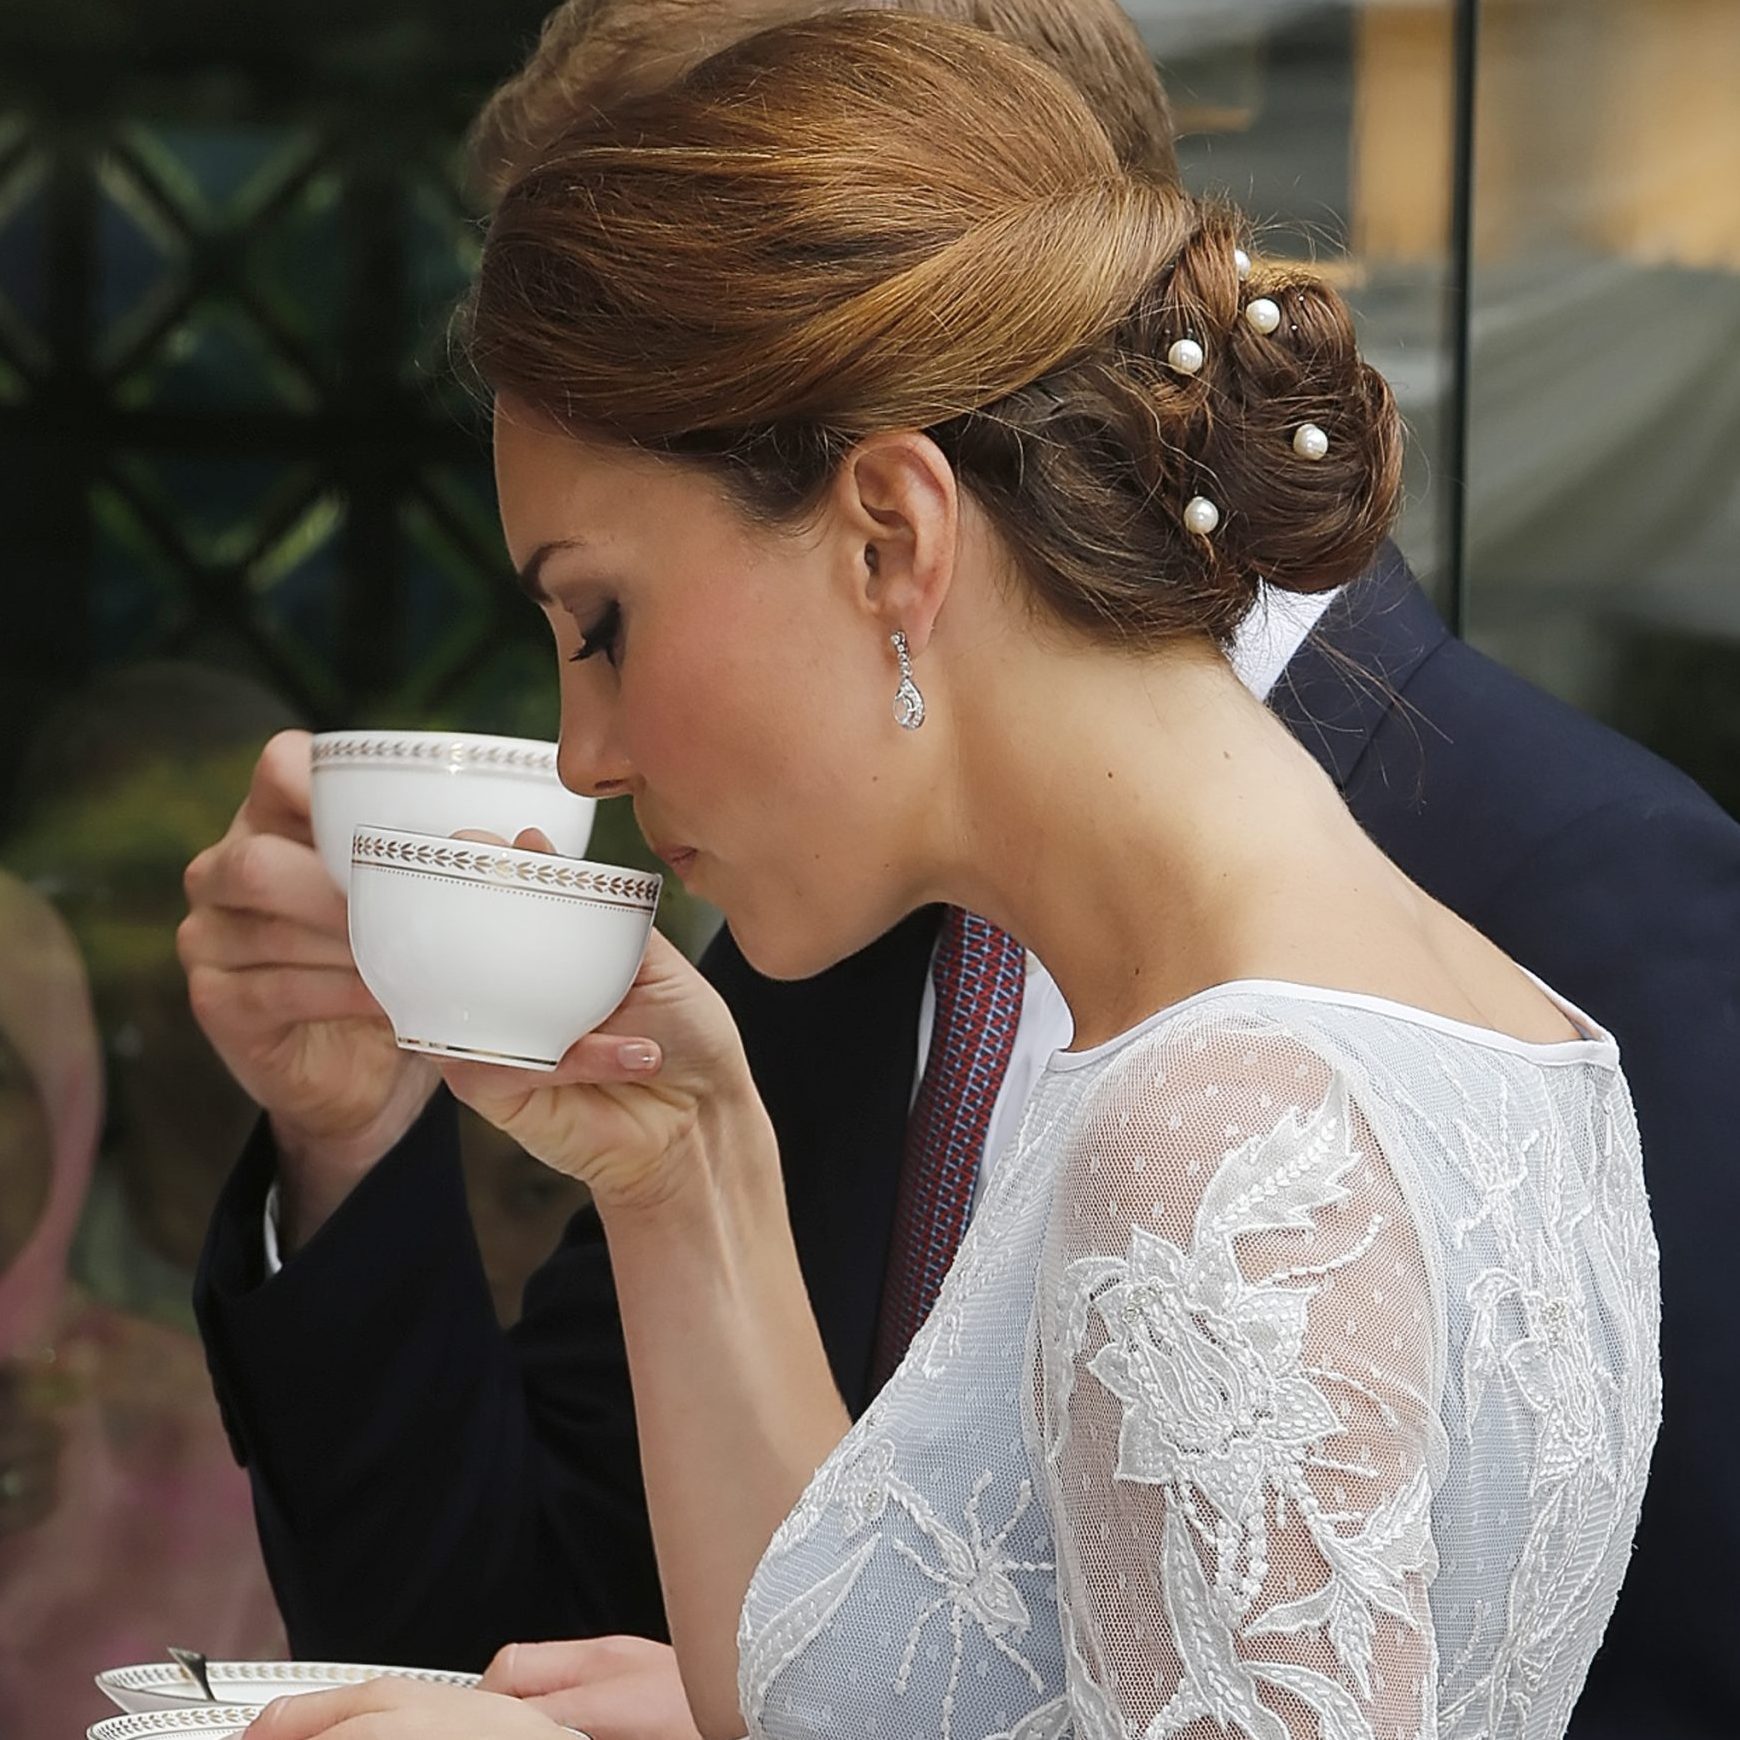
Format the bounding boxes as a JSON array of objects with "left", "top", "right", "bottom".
[{"left": 467, "top": 0, "right": 1177, "bottom": 202}]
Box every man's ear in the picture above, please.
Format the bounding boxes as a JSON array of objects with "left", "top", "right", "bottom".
[{"left": 828, "top": 431, "right": 958, "bottom": 655}]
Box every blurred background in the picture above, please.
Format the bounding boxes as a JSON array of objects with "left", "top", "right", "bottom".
[{"left": 0, "top": 0, "right": 1733, "bottom": 1723}]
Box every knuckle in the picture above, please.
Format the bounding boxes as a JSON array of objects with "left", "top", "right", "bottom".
[
  {"left": 174, "top": 910, "right": 208, "bottom": 969},
  {"left": 182, "top": 847, "right": 212, "bottom": 904},
  {"left": 185, "top": 964, "right": 242, "bottom": 1033},
  {"left": 230, "top": 834, "right": 275, "bottom": 908}
]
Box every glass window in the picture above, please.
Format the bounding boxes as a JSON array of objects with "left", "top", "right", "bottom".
[{"left": 1461, "top": 0, "right": 1740, "bottom": 816}]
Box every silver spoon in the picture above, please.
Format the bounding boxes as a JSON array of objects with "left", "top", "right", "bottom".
[{"left": 167, "top": 1646, "right": 216, "bottom": 1703}]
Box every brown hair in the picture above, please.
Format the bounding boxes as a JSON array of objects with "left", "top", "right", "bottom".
[
  {"left": 467, "top": 0, "right": 1178, "bottom": 200},
  {"left": 466, "top": 14, "right": 1401, "bottom": 648}
]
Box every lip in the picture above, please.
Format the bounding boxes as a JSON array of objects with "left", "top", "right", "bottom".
[{"left": 651, "top": 844, "right": 698, "bottom": 877}]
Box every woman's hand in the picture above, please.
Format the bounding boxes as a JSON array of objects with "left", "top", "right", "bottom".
[
  {"left": 480, "top": 1637, "right": 705, "bottom": 1740},
  {"left": 245, "top": 1680, "right": 568, "bottom": 1739},
  {"left": 178, "top": 730, "right": 440, "bottom": 1248},
  {"left": 439, "top": 836, "right": 768, "bottom": 1215},
  {"left": 242, "top": 1646, "right": 711, "bottom": 1740}
]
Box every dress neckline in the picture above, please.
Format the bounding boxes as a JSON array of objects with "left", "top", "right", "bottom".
[{"left": 1046, "top": 973, "right": 1618, "bottom": 1073}]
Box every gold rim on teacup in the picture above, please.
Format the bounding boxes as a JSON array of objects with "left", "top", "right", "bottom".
[
  {"left": 311, "top": 731, "right": 559, "bottom": 780},
  {"left": 350, "top": 827, "right": 662, "bottom": 914}
]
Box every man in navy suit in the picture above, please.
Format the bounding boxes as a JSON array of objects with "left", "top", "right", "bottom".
[{"left": 188, "top": 5, "right": 1740, "bottom": 1734}]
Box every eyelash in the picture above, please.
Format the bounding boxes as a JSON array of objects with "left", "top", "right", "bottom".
[{"left": 568, "top": 601, "right": 623, "bottom": 668}]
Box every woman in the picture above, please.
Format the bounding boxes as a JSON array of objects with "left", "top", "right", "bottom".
[
  {"left": 256, "top": 15, "right": 1659, "bottom": 1740},
  {"left": 0, "top": 874, "right": 284, "bottom": 1733}
]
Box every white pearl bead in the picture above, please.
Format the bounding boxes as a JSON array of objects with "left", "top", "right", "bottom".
[
  {"left": 1245, "top": 297, "right": 1281, "bottom": 336},
  {"left": 1293, "top": 422, "right": 1330, "bottom": 460},
  {"left": 1167, "top": 337, "right": 1205, "bottom": 375},
  {"left": 1183, "top": 496, "right": 1220, "bottom": 536},
  {"left": 1234, "top": 247, "right": 1252, "bottom": 280}
]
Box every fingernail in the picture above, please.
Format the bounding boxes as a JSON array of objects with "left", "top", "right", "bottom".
[{"left": 617, "top": 1041, "right": 660, "bottom": 1072}]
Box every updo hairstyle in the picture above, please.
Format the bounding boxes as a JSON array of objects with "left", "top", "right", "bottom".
[{"left": 464, "top": 12, "right": 1403, "bottom": 649}]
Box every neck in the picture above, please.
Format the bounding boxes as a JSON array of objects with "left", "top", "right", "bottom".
[{"left": 920, "top": 635, "right": 1376, "bottom": 1050}]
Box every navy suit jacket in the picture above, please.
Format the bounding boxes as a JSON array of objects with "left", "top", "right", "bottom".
[{"left": 196, "top": 548, "right": 1740, "bottom": 1736}]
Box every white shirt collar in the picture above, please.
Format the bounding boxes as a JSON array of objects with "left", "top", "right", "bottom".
[{"left": 1225, "top": 585, "right": 1342, "bottom": 700}]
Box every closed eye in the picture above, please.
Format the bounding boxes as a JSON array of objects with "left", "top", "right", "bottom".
[{"left": 569, "top": 600, "right": 623, "bottom": 668}]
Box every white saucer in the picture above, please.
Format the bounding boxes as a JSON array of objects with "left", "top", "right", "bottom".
[
  {"left": 95, "top": 1660, "right": 481, "bottom": 1715},
  {"left": 89, "top": 1709, "right": 257, "bottom": 1739}
]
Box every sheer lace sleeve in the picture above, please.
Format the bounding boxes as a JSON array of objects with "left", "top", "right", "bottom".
[{"left": 1032, "top": 1012, "right": 1449, "bottom": 1740}]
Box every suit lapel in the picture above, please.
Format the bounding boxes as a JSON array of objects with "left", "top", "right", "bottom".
[{"left": 1267, "top": 542, "right": 1450, "bottom": 792}]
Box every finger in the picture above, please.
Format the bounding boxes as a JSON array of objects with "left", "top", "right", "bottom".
[
  {"left": 439, "top": 1032, "right": 662, "bottom": 1117},
  {"left": 525, "top": 1673, "right": 697, "bottom": 1737},
  {"left": 246, "top": 1681, "right": 419, "bottom": 1739},
  {"left": 481, "top": 1638, "right": 628, "bottom": 1698},
  {"left": 246, "top": 1688, "right": 339, "bottom": 1737},
  {"left": 239, "top": 730, "right": 316, "bottom": 844},
  {"left": 514, "top": 828, "right": 556, "bottom": 853},
  {"left": 555, "top": 1030, "right": 664, "bottom": 1081},
  {"left": 186, "top": 964, "right": 386, "bottom": 1036},
  {"left": 178, "top": 907, "right": 357, "bottom": 974},
  {"left": 187, "top": 832, "right": 348, "bottom": 934}
]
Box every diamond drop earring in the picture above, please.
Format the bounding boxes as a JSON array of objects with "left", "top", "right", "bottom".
[{"left": 890, "top": 630, "right": 925, "bottom": 731}]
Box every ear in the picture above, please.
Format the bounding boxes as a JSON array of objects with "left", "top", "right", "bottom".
[{"left": 825, "top": 431, "right": 958, "bottom": 655}]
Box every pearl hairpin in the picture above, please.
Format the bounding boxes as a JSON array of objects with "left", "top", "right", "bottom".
[
  {"left": 1245, "top": 297, "right": 1281, "bottom": 336},
  {"left": 1183, "top": 496, "right": 1221, "bottom": 536},
  {"left": 1293, "top": 423, "right": 1330, "bottom": 460},
  {"left": 1167, "top": 337, "right": 1205, "bottom": 375},
  {"left": 1234, "top": 247, "right": 1252, "bottom": 281}
]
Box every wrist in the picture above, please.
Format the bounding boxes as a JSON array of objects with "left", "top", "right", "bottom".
[
  {"left": 270, "top": 1076, "right": 437, "bottom": 1254},
  {"left": 594, "top": 1073, "right": 779, "bottom": 1238}
]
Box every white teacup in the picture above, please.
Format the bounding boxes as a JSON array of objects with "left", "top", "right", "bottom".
[
  {"left": 347, "top": 826, "right": 661, "bottom": 1070},
  {"left": 309, "top": 730, "right": 596, "bottom": 890}
]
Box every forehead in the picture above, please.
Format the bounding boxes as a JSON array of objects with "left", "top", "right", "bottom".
[{"left": 491, "top": 398, "right": 739, "bottom": 572}]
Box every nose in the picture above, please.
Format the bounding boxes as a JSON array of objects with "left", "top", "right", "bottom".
[{"left": 557, "top": 705, "right": 636, "bottom": 799}]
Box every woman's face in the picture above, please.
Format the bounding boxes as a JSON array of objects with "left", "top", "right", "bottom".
[
  {"left": 492, "top": 402, "right": 934, "bottom": 979},
  {"left": 0, "top": 1029, "right": 52, "bottom": 1273}
]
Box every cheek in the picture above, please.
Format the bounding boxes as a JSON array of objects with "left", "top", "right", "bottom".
[{"left": 633, "top": 594, "right": 884, "bottom": 817}]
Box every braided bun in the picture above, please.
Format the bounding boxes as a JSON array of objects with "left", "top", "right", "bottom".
[{"left": 467, "top": 11, "right": 1402, "bottom": 647}]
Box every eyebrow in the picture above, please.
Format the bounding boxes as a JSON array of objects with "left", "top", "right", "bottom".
[{"left": 515, "top": 538, "right": 588, "bottom": 604}]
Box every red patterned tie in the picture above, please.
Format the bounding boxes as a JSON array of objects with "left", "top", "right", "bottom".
[{"left": 871, "top": 907, "right": 1027, "bottom": 1389}]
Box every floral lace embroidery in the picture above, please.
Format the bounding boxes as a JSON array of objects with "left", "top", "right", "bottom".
[
  {"left": 738, "top": 998, "right": 1658, "bottom": 1740},
  {"left": 1426, "top": 1067, "right": 1661, "bottom": 1738},
  {"left": 744, "top": 1449, "right": 1060, "bottom": 1740},
  {"left": 1051, "top": 1075, "right": 1438, "bottom": 1740}
]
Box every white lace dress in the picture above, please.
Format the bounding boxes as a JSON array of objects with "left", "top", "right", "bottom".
[{"left": 737, "top": 981, "right": 1660, "bottom": 1740}]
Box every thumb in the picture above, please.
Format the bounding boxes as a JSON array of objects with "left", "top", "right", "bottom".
[{"left": 480, "top": 1639, "right": 611, "bottom": 1698}]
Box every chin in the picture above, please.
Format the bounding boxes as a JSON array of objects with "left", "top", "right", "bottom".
[
  {"left": 725, "top": 913, "right": 854, "bottom": 982},
  {"left": 723, "top": 882, "right": 908, "bottom": 982}
]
